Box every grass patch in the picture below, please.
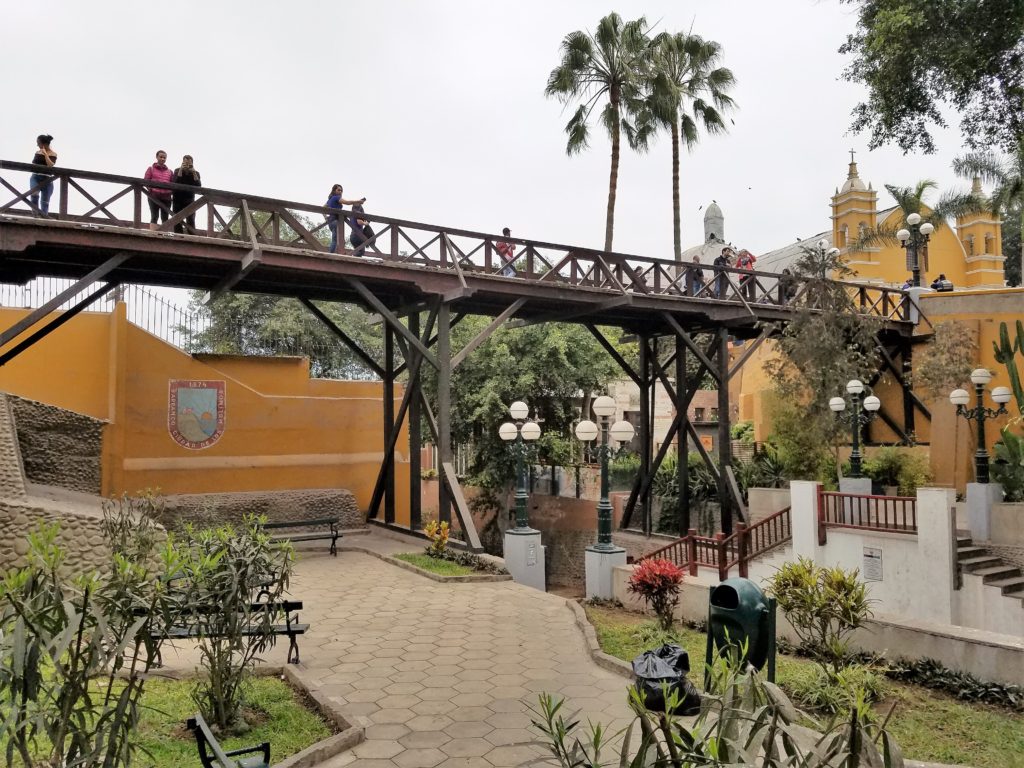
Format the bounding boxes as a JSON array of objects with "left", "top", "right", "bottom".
[
  {"left": 583, "top": 603, "right": 1024, "bottom": 768},
  {"left": 394, "top": 552, "right": 475, "bottom": 576},
  {"left": 137, "top": 676, "right": 332, "bottom": 767}
]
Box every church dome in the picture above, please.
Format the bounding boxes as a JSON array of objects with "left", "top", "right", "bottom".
[{"left": 840, "top": 159, "right": 866, "bottom": 193}]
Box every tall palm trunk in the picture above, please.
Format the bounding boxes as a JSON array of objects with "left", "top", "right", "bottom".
[
  {"left": 671, "top": 119, "right": 681, "bottom": 260},
  {"left": 605, "top": 89, "right": 621, "bottom": 252}
]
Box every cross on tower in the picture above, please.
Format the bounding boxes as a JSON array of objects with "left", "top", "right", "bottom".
[{"left": 849, "top": 148, "right": 856, "bottom": 164}]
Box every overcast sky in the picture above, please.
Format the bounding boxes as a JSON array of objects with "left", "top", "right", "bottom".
[{"left": 3, "top": 0, "right": 970, "bottom": 305}]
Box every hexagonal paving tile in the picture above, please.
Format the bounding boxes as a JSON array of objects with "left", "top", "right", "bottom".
[
  {"left": 441, "top": 738, "right": 493, "bottom": 758},
  {"left": 443, "top": 720, "right": 493, "bottom": 739},
  {"left": 363, "top": 723, "right": 411, "bottom": 741},
  {"left": 448, "top": 706, "right": 493, "bottom": 722},
  {"left": 393, "top": 747, "right": 448, "bottom": 768},
  {"left": 376, "top": 693, "right": 422, "bottom": 709},
  {"left": 483, "top": 728, "right": 535, "bottom": 747},
  {"left": 486, "top": 698, "right": 528, "bottom": 714},
  {"left": 453, "top": 680, "right": 492, "bottom": 694},
  {"left": 352, "top": 740, "right": 404, "bottom": 759},
  {"left": 485, "top": 711, "right": 532, "bottom": 730},
  {"left": 412, "top": 698, "right": 457, "bottom": 716},
  {"left": 385, "top": 681, "right": 426, "bottom": 695},
  {"left": 370, "top": 707, "right": 417, "bottom": 724},
  {"left": 483, "top": 744, "right": 543, "bottom": 767},
  {"left": 407, "top": 713, "right": 455, "bottom": 732},
  {"left": 400, "top": 730, "right": 453, "bottom": 749}
]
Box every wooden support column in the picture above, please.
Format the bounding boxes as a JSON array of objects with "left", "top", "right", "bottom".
[
  {"left": 383, "top": 327, "right": 396, "bottom": 524},
  {"left": 437, "top": 301, "right": 452, "bottom": 525},
  {"left": 717, "top": 328, "right": 733, "bottom": 534},
  {"left": 638, "top": 334, "right": 653, "bottom": 534},
  {"left": 676, "top": 336, "right": 690, "bottom": 536},
  {"left": 409, "top": 312, "right": 422, "bottom": 531},
  {"left": 902, "top": 340, "right": 915, "bottom": 440}
]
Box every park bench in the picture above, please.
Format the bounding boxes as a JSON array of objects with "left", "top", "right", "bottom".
[
  {"left": 187, "top": 712, "right": 270, "bottom": 768},
  {"left": 150, "top": 599, "right": 308, "bottom": 665},
  {"left": 260, "top": 517, "right": 340, "bottom": 556}
]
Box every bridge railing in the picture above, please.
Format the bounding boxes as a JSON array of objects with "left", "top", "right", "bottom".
[{"left": 0, "top": 160, "right": 913, "bottom": 323}]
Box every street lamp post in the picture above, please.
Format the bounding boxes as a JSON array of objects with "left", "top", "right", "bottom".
[
  {"left": 950, "top": 369, "right": 1011, "bottom": 483},
  {"left": 896, "top": 213, "right": 935, "bottom": 288},
  {"left": 499, "top": 400, "right": 542, "bottom": 533},
  {"left": 575, "top": 395, "right": 635, "bottom": 551},
  {"left": 829, "top": 379, "right": 881, "bottom": 478}
]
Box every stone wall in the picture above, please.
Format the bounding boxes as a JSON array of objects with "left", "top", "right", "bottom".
[
  {"left": 156, "top": 488, "right": 365, "bottom": 531},
  {"left": 9, "top": 396, "right": 104, "bottom": 494},
  {"left": 0, "top": 499, "right": 109, "bottom": 575}
]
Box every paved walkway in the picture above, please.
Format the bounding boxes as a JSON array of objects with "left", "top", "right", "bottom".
[{"left": 161, "top": 531, "right": 634, "bottom": 768}]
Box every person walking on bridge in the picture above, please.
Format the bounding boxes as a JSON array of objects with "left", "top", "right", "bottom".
[
  {"left": 713, "top": 246, "right": 733, "bottom": 299},
  {"left": 496, "top": 227, "right": 516, "bottom": 276},
  {"left": 172, "top": 155, "right": 202, "bottom": 234},
  {"left": 144, "top": 150, "right": 174, "bottom": 230},
  {"left": 684, "top": 255, "right": 704, "bottom": 296},
  {"left": 736, "top": 249, "right": 757, "bottom": 301},
  {"left": 29, "top": 134, "right": 57, "bottom": 215},
  {"left": 325, "top": 184, "right": 366, "bottom": 253}
]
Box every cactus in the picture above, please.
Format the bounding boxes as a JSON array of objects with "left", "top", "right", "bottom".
[{"left": 992, "top": 319, "right": 1024, "bottom": 414}]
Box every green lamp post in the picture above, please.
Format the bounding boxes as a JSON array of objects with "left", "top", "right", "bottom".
[
  {"left": 575, "top": 395, "right": 635, "bottom": 551},
  {"left": 499, "top": 400, "right": 541, "bottom": 533}
]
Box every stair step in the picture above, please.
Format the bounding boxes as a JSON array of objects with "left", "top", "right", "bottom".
[
  {"left": 959, "top": 556, "right": 1004, "bottom": 572},
  {"left": 956, "top": 546, "right": 990, "bottom": 561},
  {"left": 973, "top": 566, "right": 1022, "bottom": 583},
  {"left": 955, "top": 536, "right": 973, "bottom": 546},
  {"left": 987, "top": 576, "right": 1024, "bottom": 595}
]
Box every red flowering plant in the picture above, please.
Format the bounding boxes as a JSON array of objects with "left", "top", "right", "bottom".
[{"left": 627, "top": 558, "right": 684, "bottom": 630}]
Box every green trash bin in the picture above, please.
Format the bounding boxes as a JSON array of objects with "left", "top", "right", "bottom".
[{"left": 704, "top": 577, "right": 776, "bottom": 684}]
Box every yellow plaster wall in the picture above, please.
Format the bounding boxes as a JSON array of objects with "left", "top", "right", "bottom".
[{"left": 0, "top": 305, "right": 409, "bottom": 519}]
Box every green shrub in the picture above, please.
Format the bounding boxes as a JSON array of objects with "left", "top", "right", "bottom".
[
  {"left": 176, "top": 517, "right": 294, "bottom": 732},
  {"left": 862, "top": 446, "right": 932, "bottom": 494},
  {"left": 992, "top": 428, "right": 1024, "bottom": 501},
  {"left": 786, "top": 663, "right": 889, "bottom": 714},
  {"left": 0, "top": 519, "right": 185, "bottom": 768},
  {"left": 609, "top": 452, "right": 641, "bottom": 490},
  {"left": 730, "top": 420, "right": 755, "bottom": 443},
  {"left": 768, "top": 558, "right": 872, "bottom": 679}
]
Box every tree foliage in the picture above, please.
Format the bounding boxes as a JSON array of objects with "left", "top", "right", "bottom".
[
  {"left": 187, "top": 293, "right": 384, "bottom": 380},
  {"left": 912, "top": 320, "right": 977, "bottom": 398},
  {"left": 851, "top": 179, "right": 981, "bottom": 253},
  {"left": 425, "top": 319, "right": 621, "bottom": 490},
  {"left": 764, "top": 243, "right": 883, "bottom": 480},
  {"left": 840, "top": 0, "right": 1024, "bottom": 154}
]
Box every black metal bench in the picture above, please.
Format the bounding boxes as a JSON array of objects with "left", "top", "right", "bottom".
[
  {"left": 260, "top": 517, "right": 340, "bottom": 556},
  {"left": 152, "top": 599, "right": 308, "bottom": 664},
  {"left": 187, "top": 712, "right": 270, "bottom": 768}
]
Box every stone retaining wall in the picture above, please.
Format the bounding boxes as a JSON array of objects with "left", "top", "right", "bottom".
[
  {"left": 0, "top": 499, "right": 109, "bottom": 575},
  {"left": 156, "top": 488, "right": 365, "bottom": 531},
  {"left": 9, "top": 396, "right": 104, "bottom": 495}
]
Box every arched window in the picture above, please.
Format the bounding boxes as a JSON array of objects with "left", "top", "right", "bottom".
[
  {"left": 839, "top": 224, "right": 849, "bottom": 248},
  {"left": 965, "top": 234, "right": 975, "bottom": 256},
  {"left": 984, "top": 232, "right": 994, "bottom": 254}
]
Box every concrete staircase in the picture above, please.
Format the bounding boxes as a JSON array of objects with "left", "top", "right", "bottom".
[{"left": 957, "top": 533, "right": 1024, "bottom": 605}]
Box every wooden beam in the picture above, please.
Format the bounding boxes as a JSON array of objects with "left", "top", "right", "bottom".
[
  {"left": 201, "top": 248, "right": 261, "bottom": 305},
  {"left": 728, "top": 327, "right": 771, "bottom": 380},
  {"left": 0, "top": 252, "right": 130, "bottom": 348},
  {"left": 348, "top": 278, "right": 439, "bottom": 370},
  {"left": 300, "top": 298, "right": 385, "bottom": 379},
  {"left": 507, "top": 295, "right": 632, "bottom": 328},
  {"left": 451, "top": 298, "right": 527, "bottom": 370},
  {"left": 441, "top": 462, "right": 484, "bottom": 552},
  {"left": 661, "top": 313, "right": 720, "bottom": 382},
  {"left": 586, "top": 324, "right": 642, "bottom": 386}
]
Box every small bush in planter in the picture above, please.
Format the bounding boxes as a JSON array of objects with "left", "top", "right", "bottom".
[
  {"left": 628, "top": 558, "right": 684, "bottom": 631},
  {"left": 424, "top": 520, "right": 450, "bottom": 556}
]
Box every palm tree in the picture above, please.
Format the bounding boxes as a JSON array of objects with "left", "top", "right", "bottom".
[
  {"left": 647, "top": 32, "right": 736, "bottom": 260},
  {"left": 954, "top": 140, "right": 1024, "bottom": 285},
  {"left": 545, "top": 13, "right": 654, "bottom": 252}
]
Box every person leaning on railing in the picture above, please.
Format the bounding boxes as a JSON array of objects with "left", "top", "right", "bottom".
[
  {"left": 172, "top": 155, "right": 201, "bottom": 234},
  {"left": 143, "top": 150, "right": 174, "bottom": 230},
  {"left": 29, "top": 134, "right": 57, "bottom": 215},
  {"left": 324, "top": 184, "right": 366, "bottom": 254}
]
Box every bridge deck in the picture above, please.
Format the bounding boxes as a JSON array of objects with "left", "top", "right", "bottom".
[{"left": 0, "top": 161, "right": 915, "bottom": 339}]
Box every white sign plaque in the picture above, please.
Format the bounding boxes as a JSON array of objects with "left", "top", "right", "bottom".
[{"left": 863, "top": 547, "right": 883, "bottom": 582}]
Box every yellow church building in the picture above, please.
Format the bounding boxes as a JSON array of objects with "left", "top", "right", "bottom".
[{"left": 730, "top": 157, "right": 1019, "bottom": 490}]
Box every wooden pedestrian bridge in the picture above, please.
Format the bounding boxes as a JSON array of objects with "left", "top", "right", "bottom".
[{"left": 0, "top": 160, "right": 926, "bottom": 548}]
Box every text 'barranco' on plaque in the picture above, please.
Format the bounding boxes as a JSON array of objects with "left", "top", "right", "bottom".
[{"left": 168, "top": 379, "right": 226, "bottom": 450}]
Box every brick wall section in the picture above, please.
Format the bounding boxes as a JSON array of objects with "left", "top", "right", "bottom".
[
  {"left": 157, "top": 488, "right": 365, "bottom": 532},
  {"left": 9, "top": 395, "right": 104, "bottom": 494}
]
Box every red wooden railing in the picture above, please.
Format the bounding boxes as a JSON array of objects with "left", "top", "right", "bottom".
[
  {"left": 640, "top": 507, "right": 791, "bottom": 581},
  {"left": 816, "top": 489, "right": 917, "bottom": 544}
]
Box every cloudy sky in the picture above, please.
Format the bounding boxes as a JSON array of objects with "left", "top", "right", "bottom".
[{"left": 3, "top": 0, "right": 970, "bottom": 303}]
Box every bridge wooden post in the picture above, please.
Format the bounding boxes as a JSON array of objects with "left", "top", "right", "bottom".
[
  {"left": 717, "top": 328, "right": 733, "bottom": 535},
  {"left": 902, "top": 339, "right": 915, "bottom": 439},
  {"left": 638, "top": 333, "right": 653, "bottom": 535},
  {"left": 676, "top": 336, "right": 690, "bottom": 536},
  {"left": 408, "top": 312, "right": 422, "bottom": 532},
  {"left": 437, "top": 300, "right": 452, "bottom": 526},
  {"left": 384, "top": 326, "right": 396, "bottom": 525}
]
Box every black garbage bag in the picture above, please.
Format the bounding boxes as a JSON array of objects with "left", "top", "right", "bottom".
[{"left": 632, "top": 644, "right": 701, "bottom": 715}]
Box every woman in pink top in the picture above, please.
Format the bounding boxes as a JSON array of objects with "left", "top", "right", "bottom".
[{"left": 143, "top": 150, "right": 174, "bottom": 229}]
